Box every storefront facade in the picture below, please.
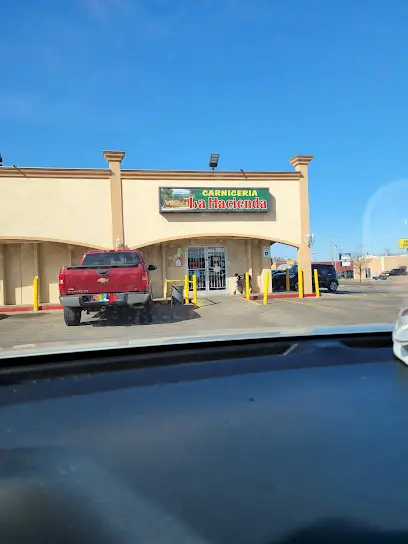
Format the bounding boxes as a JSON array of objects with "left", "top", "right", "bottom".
[{"left": 0, "top": 151, "right": 313, "bottom": 305}]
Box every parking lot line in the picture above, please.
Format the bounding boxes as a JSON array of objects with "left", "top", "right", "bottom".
[
  {"left": 340, "top": 294, "right": 368, "bottom": 298},
  {"left": 363, "top": 302, "right": 400, "bottom": 308},
  {"left": 281, "top": 300, "right": 340, "bottom": 311},
  {"left": 245, "top": 298, "right": 262, "bottom": 306}
]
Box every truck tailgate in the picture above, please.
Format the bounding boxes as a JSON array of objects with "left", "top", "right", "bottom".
[{"left": 64, "top": 267, "right": 147, "bottom": 294}]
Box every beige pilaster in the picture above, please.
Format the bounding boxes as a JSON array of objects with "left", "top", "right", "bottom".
[
  {"left": 103, "top": 150, "right": 126, "bottom": 249},
  {"left": 32, "top": 243, "right": 41, "bottom": 304},
  {"left": 255, "top": 239, "right": 262, "bottom": 293},
  {"left": 33, "top": 243, "right": 39, "bottom": 277},
  {"left": 67, "top": 245, "right": 73, "bottom": 266},
  {"left": 261, "top": 240, "right": 273, "bottom": 294},
  {"left": 289, "top": 155, "right": 313, "bottom": 294},
  {"left": 161, "top": 242, "right": 167, "bottom": 298},
  {"left": 246, "top": 239, "right": 253, "bottom": 276},
  {"left": 0, "top": 245, "right": 4, "bottom": 306}
]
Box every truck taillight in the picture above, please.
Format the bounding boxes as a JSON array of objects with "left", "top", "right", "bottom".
[{"left": 59, "top": 271, "right": 66, "bottom": 296}]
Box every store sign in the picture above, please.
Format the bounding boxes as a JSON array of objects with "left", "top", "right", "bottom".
[
  {"left": 339, "top": 252, "right": 352, "bottom": 266},
  {"left": 159, "top": 187, "right": 269, "bottom": 213},
  {"left": 399, "top": 239, "right": 408, "bottom": 248}
]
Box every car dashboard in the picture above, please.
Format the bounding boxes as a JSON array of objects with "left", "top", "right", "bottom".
[{"left": 1, "top": 331, "right": 408, "bottom": 543}]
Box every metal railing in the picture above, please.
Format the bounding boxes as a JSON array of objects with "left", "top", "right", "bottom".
[{"left": 246, "top": 268, "right": 320, "bottom": 304}]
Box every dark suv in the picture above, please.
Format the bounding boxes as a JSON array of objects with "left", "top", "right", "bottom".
[
  {"left": 389, "top": 267, "right": 407, "bottom": 276},
  {"left": 272, "top": 264, "right": 339, "bottom": 293}
]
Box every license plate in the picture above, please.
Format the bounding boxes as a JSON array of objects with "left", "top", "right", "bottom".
[{"left": 92, "top": 294, "right": 110, "bottom": 302}]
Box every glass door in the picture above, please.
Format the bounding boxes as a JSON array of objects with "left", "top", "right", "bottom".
[
  {"left": 187, "top": 246, "right": 227, "bottom": 293},
  {"left": 187, "top": 247, "right": 206, "bottom": 291},
  {"left": 207, "top": 247, "right": 226, "bottom": 291}
]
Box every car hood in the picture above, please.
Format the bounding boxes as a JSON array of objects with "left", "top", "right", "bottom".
[{"left": 0, "top": 324, "right": 394, "bottom": 359}]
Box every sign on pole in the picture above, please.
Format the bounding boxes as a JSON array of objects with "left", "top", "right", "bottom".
[
  {"left": 399, "top": 239, "right": 408, "bottom": 249},
  {"left": 339, "top": 252, "right": 352, "bottom": 266}
]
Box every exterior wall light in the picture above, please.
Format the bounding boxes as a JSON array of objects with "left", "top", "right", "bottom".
[
  {"left": 305, "top": 233, "right": 315, "bottom": 248},
  {"left": 209, "top": 154, "right": 219, "bottom": 170}
]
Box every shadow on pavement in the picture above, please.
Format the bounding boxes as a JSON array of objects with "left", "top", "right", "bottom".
[
  {"left": 0, "top": 313, "right": 53, "bottom": 320},
  {"left": 83, "top": 302, "right": 201, "bottom": 327},
  {"left": 196, "top": 297, "right": 222, "bottom": 306}
]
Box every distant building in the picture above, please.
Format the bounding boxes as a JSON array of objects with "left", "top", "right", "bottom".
[{"left": 365, "top": 255, "right": 408, "bottom": 278}]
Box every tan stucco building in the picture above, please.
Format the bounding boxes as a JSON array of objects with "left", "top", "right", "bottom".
[
  {"left": 0, "top": 151, "right": 313, "bottom": 306},
  {"left": 363, "top": 255, "right": 408, "bottom": 278}
]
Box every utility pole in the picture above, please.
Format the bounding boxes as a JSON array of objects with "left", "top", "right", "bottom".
[{"left": 328, "top": 234, "right": 334, "bottom": 265}]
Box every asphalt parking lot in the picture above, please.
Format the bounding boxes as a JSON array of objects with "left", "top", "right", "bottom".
[{"left": 0, "top": 280, "right": 406, "bottom": 350}]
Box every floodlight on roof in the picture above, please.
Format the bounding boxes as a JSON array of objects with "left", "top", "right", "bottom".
[{"left": 209, "top": 153, "right": 219, "bottom": 170}]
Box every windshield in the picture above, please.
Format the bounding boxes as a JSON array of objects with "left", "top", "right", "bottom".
[
  {"left": 0, "top": 2, "right": 406, "bottom": 354},
  {"left": 82, "top": 252, "right": 142, "bottom": 267}
]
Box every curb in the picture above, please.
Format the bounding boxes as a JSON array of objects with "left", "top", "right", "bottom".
[
  {"left": 245, "top": 293, "right": 317, "bottom": 301},
  {"left": 0, "top": 305, "right": 63, "bottom": 314}
]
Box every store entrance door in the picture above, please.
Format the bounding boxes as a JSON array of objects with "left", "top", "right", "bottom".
[{"left": 187, "top": 246, "right": 227, "bottom": 293}]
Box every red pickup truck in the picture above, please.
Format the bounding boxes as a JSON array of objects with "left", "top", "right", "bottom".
[{"left": 59, "top": 250, "right": 157, "bottom": 326}]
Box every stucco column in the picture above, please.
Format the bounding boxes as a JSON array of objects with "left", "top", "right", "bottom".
[
  {"left": 33, "top": 243, "right": 39, "bottom": 277},
  {"left": 67, "top": 245, "right": 73, "bottom": 267},
  {"left": 161, "top": 243, "right": 167, "bottom": 298},
  {"left": 103, "top": 150, "right": 126, "bottom": 249},
  {"left": 261, "top": 240, "right": 273, "bottom": 293},
  {"left": 0, "top": 245, "right": 4, "bottom": 306},
  {"left": 246, "top": 239, "right": 253, "bottom": 276},
  {"left": 289, "top": 155, "right": 314, "bottom": 294},
  {"left": 32, "top": 243, "right": 40, "bottom": 304}
]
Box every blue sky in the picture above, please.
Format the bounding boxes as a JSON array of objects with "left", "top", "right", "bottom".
[{"left": 2, "top": 0, "right": 408, "bottom": 260}]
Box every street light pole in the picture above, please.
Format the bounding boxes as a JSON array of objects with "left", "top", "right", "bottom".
[{"left": 328, "top": 234, "right": 334, "bottom": 265}]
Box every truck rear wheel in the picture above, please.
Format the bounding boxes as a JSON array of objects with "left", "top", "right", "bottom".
[{"left": 64, "top": 307, "right": 81, "bottom": 326}]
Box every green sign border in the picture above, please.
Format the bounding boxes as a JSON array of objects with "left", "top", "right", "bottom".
[{"left": 159, "top": 187, "right": 270, "bottom": 213}]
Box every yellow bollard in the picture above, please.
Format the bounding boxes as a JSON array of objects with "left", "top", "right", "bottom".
[
  {"left": 184, "top": 274, "right": 189, "bottom": 304},
  {"left": 298, "top": 269, "right": 304, "bottom": 298},
  {"left": 33, "top": 276, "right": 39, "bottom": 312},
  {"left": 245, "top": 272, "right": 250, "bottom": 300},
  {"left": 314, "top": 268, "right": 320, "bottom": 297},
  {"left": 286, "top": 268, "right": 290, "bottom": 292},
  {"left": 192, "top": 274, "right": 198, "bottom": 306},
  {"left": 263, "top": 272, "right": 269, "bottom": 305}
]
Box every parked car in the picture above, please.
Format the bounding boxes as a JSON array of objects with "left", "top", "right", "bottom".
[
  {"left": 389, "top": 267, "right": 407, "bottom": 276},
  {"left": 272, "top": 264, "right": 339, "bottom": 293},
  {"left": 373, "top": 272, "right": 388, "bottom": 280},
  {"left": 338, "top": 270, "right": 354, "bottom": 280},
  {"left": 59, "top": 249, "right": 157, "bottom": 326},
  {"left": 374, "top": 267, "right": 407, "bottom": 280}
]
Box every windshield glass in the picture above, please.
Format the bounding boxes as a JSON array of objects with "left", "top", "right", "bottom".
[
  {"left": 0, "top": 1, "right": 406, "bottom": 355},
  {"left": 82, "top": 252, "right": 142, "bottom": 267}
]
